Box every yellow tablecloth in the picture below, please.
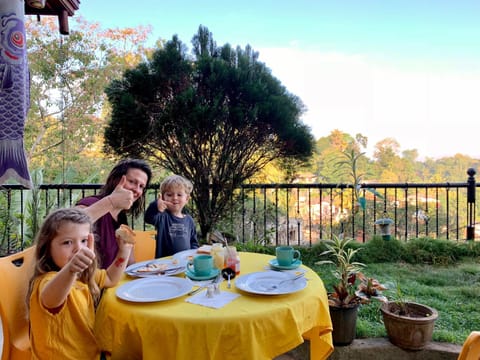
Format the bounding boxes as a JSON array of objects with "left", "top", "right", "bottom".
[{"left": 95, "top": 252, "right": 333, "bottom": 360}]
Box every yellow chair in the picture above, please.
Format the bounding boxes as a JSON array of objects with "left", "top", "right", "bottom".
[
  {"left": 0, "top": 246, "right": 35, "bottom": 360},
  {"left": 132, "top": 230, "right": 156, "bottom": 262},
  {"left": 458, "top": 331, "right": 480, "bottom": 360}
]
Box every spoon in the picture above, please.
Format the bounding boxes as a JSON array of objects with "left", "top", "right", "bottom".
[{"left": 221, "top": 268, "right": 236, "bottom": 289}]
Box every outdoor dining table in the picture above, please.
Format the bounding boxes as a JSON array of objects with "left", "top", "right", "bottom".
[{"left": 94, "top": 251, "right": 333, "bottom": 360}]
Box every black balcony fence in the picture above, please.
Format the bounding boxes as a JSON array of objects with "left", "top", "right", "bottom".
[{"left": 1, "top": 169, "right": 479, "bottom": 256}]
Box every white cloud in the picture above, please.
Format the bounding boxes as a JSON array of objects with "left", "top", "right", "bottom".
[{"left": 258, "top": 47, "right": 480, "bottom": 160}]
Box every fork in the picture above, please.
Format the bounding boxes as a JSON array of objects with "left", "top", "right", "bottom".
[
  {"left": 159, "top": 266, "right": 185, "bottom": 275},
  {"left": 265, "top": 273, "right": 305, "bottom": 291}
]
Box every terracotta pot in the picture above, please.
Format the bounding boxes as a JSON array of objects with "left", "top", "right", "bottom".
[
  {"left": 329, "top": 304, "right": 359, "bottom": 346},
  {"left": 380, "top": 301, "right": 438, "bottom": 350}
]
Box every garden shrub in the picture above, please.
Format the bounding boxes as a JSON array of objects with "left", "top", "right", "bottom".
[
  {"left": 460, "top": 240, "right": 480, "bottom": 257},
  {"left": 403, "top": 237, "right": 460, "bottom": 265},
  {"left": 357, "top": 235, "right": 404, "bottom": 263},
  {"left": 299, "top": 242, "right": 328, "bottom": 265},
  {"left": 236, "top": 241, "right": 274, "bottom": 255},
  {"left": 237, "top": 236, "right": 480, "bottom": 267}
]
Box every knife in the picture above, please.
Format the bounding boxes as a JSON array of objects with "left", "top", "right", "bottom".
[
  {"left": 130, "top": 264, "right": 185, "bottom": 275},
  {"left": 187, "top": 276, "right": 220, "bottom": 296}
]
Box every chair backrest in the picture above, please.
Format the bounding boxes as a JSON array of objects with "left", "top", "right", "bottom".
[
  {"left": 0, "top": 246, "right": 36, "bottom": 360},
  {"left": 458, "top": 331, "right": 480, "bottom": 360},
  {"left": 133, "top": 230, "right": 156, "bottom": 262}
]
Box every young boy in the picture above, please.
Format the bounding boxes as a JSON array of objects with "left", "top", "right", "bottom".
[{"left": 144, "top": 175, "right": 199, "bottom": 258}]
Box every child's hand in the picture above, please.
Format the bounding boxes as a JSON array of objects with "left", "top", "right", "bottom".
[
  {"left": 68, "top": 234, "right": 96, "bottom": 274},
  {"left": 157, "top": 197, "right": 173, "bottom": 212},
  {"left": 108, "top": 176, "right": 134, "bottom": 210},
  {"left": 115, "top": 225, "right": 135, "bottom": 250}
]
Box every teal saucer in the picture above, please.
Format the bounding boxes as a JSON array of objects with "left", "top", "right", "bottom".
[
  {"left": 185, "top": 268, "right": 220, "bottom": 281},
  {"left": 269, "top": 258, "right": 302, "bottom": 270}
]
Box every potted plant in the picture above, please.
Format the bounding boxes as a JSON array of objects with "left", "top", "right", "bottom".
[
  {"left": 380, "top": 284, "right": 438, "bottom": 350},
  {"left": 355, "top": 272, "right": 388, "bottom": 303},
  {"left": 316, "top": 236, "right": 366, "bottom": 345}
]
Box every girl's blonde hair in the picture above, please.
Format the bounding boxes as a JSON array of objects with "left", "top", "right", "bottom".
[
  {"left": 27, "top": 208, "right": 101, "bottom": 307},
  {"left": 160, "top": 175, "right": 193, "bottom": 195}
]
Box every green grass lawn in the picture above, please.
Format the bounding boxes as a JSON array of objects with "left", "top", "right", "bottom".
[{"left": 311, "top": 260, "right": 480, "bottom": 345}]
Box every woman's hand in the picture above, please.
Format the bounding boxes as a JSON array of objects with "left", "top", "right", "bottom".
[{"left": 108, "top": 176, "right": 134, "bottom": 210}]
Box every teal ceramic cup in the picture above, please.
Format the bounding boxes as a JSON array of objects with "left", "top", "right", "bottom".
[
  {"left": 275, "top": 246, "right": 301, "bottom": 266},
  {"left": 187, "top": 254, "right": 213, "bottom": 276}
]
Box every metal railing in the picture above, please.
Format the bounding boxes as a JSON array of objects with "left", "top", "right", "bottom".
[
  {"left": 238, "top": 180, "right": 477, "bottom": 246},
  {"left": 1, "top": 169, "right": 478, "bottom": 255}
]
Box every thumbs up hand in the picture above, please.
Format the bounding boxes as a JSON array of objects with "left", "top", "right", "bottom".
[
  {"left": 108, "top": 176, "right": 134, "bottom": 210},
  {"left": 157, "top": 197, "right": 173, "bottom": 212},
  {"left": 68, "top": 234, "right": 96, "bottom": 274}
]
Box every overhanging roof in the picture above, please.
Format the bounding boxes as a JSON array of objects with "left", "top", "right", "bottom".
[{"left": 25, "top": 0, "right": 81, "bottom": 35}]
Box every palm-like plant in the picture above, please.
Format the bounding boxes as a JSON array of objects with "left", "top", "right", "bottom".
[
  {"left": 316, "top": 235, "right": 366, "bottom": 308},
  {"left": 334, "top": 148, "right": 383, "bottom": 212}
]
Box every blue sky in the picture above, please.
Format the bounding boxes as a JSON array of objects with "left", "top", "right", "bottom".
[{"left": 77, "top": 1, "right": 480, "bottom": 160}]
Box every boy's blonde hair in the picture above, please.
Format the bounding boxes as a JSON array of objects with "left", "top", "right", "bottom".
[{"left": 160, "top": 175, "right": 193, "bottom": 195}]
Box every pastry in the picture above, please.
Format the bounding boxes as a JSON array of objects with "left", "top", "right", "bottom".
[{"left": 115, "top": 224, "right": 136, "bottom": 244}]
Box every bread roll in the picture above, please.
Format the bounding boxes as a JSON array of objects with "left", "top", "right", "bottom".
[{"left": 115, "top": 224, "right": 136, "bottom": 244}]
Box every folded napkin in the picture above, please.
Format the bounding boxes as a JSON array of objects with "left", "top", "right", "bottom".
[{"left": 186, "top": 290, "right": 240, "bottom": 309}]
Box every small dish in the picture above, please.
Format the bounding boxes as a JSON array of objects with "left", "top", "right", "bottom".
[
  {"left": 185, "top": 268, "right": 220, "bottom": 281},
  {"left": 125, "top": 258, "right": 187, "bottom": 278},
  {"left": 269, "top": 258, "right": 302, "bottom": 270}
]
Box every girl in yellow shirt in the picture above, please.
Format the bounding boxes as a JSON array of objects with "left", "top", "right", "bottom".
[{"left": 27, "top": 208, "right": 133, "bottom": 359}]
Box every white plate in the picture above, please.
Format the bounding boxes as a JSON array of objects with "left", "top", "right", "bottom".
[
  {"left": 116, "top": 277, "right": 193, "bottom": 302},
  {"left": 172, "top": 249, "right": 200, "bottom": 263},
  {"left": 235, "top": 271, "right": 307, "bottom": 295},
  {"left": 125, "top": 258, "right": 187, "bottom": 278}
]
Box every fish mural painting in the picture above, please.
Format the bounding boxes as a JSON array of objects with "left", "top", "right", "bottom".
[{"left": 0, "top": 0, "right": 32, "bottom": 188}]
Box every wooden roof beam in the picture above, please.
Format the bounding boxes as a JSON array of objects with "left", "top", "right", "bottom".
[{"left": 25, "top": 0, "right": 81, "bottom": 35}]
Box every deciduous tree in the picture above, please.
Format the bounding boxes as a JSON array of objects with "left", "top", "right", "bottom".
[{"left": 25, "top": 17, "right": 151, "bottom": 182}]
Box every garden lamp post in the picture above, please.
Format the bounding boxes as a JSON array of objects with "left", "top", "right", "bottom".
[
  {"left": 466, "top": 168, "right": 476, "bottom": 240},
  {"left": 375, "top": 217, "right": 394, "bottom": 240}
]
